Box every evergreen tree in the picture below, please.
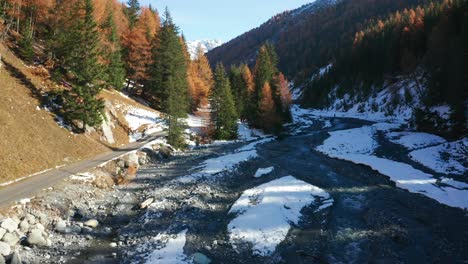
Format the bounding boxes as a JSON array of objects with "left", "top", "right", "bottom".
[
  {"left": 18, "top": 17, "right": 34, "bottom": 63},
  {"left": 59, "top": 0, "right": 106, "bottom": 131},
  {"left": 126, "top": 0, "right": 140, "bottom": 28},
  {"left": 149, "top": 8, "right": 189, "bottom": 148},
  {"left": 211, "top": 64, "right": 238, "bottom": 140},
  {"left": 102, "top": 6, "right": 126, "bottom": 90}
]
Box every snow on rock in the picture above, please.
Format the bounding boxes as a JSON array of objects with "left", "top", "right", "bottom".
[
  {"left": 409, "top": 139, "right": 467, "bottom": 176},
  {"left": 238, "top": 122, "right": 266, "bottom": 141},
  {"left": 254, "top": 167, "right": 274, "bottom": 178},
  {"left": 317, "top": 126, "right": 468, "bottom": 209},
  {"left": 177, "top": 138, "right": 273, "bottom": 183},
  {"left": 385, "top": 131, "right": 446, "bottom": 150},
  {"left": 228, "top": 176, "right": 333, "bottom": 256},
  {"left": 125, "top": 106, "right": 165, "bottom": 142},
  {"left": 144, "top": 229, "right": 190, "bottom": 264}
]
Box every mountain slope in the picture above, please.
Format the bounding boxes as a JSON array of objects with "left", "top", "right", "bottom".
[
  {"left": 0, "top": 42, "right": 164, "bottom": 185},
  {"left": 207, "top": 0, "right": 428, "bottom": 80}
]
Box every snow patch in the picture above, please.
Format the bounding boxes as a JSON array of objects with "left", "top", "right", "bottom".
[
  {"left": 124, "top": 106, "right": 165, "bottom": 142},
  {"left": 254, "top": 167, "right": 275, "bottom": 178},
  {"left": 177, "top": 138, "right": 273, "bottom": 183},
  {"left": 69, "top": 172, "right": 95, "bottom": 182},
  {"left": 144, "top": 229, "right": 190, "bottom": 264},
  {"left": 228, "top": 176, "right": 333, "bottom": 256}
]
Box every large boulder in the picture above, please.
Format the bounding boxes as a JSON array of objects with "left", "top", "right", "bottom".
[
  {"left": 26, "top": 229, "right": 47, "bottom": 247},
  {"left": 125, "top": 152, "right": 139, "bottom": 168},
  {"left": 55, "top": 220, "right": 67, "bottom": 233},
  {"left": 10, "top": 251, "right": 21, "bottom": 264},
  {"left": 0, "top": 228, "right": 5, "bottom": 240},
  {"left": 0, "top": 254, "right": 5, "bottom": 264},
  {"left": 0, "top": 241, "right": 10, "bottom": 256},
  {"left": 93, "top": 170, "right": 115, "bottom": 190},
  {"left": 1, "top": 232, "right": 19, "bottom": 246},
  {"left": 0, "top": 218, "right": 18, "bottom": 233},
  {"left": 19, "top": 220, "right": 29, "bottom": 232}
]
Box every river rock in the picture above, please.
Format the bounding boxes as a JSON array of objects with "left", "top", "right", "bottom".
[
  {"left": 0, "top": 241, "right": 10, "bottom": 256},
  {"left": 27, "top": 229, "right": 47, "bottom": 247},
  {"left": 10, "top": 251, "right": 21, "bottom": 264},
  {"left": 67, "top": 225, "right": 82, "bottom": 234},
  {"left": 193, "top": 252, "right": 212, "bottom": 264},
  {"left": 2, "top": 232, "right": 19, "bottom": 246},
  {"left": 0, "top": 218, "right": 18, "bottom": 233},
  {"left": 140, "top": 198, "right": 155, "bottom": 209},
  {"left": 33, "top": 223, "right": 45, "bottom": 232},
  {"left": 19, "top": 220, "right": 29, "bottom": 232},
  {"left": 55, "top": 220, "right": 67, "bottom": 233},
  {"left": 94, "top": 171, "right": 115, "bottom": 190},
  {"left": 0, "top": 254, "right": 5, "bottom": 264},
  {"left": 24, "top": 214, "right": 36, "bottom": 225},
  {"left": 84, "top": 219, "right": 99, "bottom": 228},
  {"left": 37, "top": 213, "right": 49, "bottom": 225},
  {"left": 0, "top": 228, "right": 5, "bottom": 240},
  {"left": 125, "top": 153, "right": 139, "bottom": 168}
]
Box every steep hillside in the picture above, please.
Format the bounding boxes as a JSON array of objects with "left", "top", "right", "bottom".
[
  {"left": 0, "top": 42, "right": 163, "bottom": 185},
  {"left": 207, "top": 0, "right": 428, "bottom": 80}
]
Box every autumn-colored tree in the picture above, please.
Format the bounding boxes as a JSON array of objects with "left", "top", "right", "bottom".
[
  {"left": 258, "top": 82, "right": 280, "bottom": 133},
  {"left": 101, "top": 2, "right": 126, "bottom": 89},
  {"left": 274, "top": 72, "right": 292, "bottom": 120},
  {"left": 188, "top": 45, "right": 213, "bottom": 110},
  {"left": 123, "top": 7, "right": 159, "bottom": 90}
]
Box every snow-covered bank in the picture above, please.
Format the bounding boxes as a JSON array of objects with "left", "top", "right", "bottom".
[
  {"left": 385, "top": 131, "right": 446, "bottom": 150},
  {"left": 316, "top": 125, "right": 468, "bottom": 209},
  {"left": 228, "top": 176, "right": 333, "bottom": 256},
  {"left": 409, "top": 139, "right": 467, "bottom": 176}
]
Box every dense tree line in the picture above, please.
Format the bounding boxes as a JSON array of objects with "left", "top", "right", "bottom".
[
  {"left": 0, "top": 0, "right": 293, "bottom": 146},
  {"left": 303, "top": 0, "right": 466, "bottom": 137}
]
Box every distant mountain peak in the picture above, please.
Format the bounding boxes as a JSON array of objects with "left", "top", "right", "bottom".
[{"left": 187, "top": 40, "right": 224, "bottom": 60}]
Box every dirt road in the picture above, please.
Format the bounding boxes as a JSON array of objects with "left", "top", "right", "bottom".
[{"left": 0, "top": 132, "right": 166, "bottom": 207}]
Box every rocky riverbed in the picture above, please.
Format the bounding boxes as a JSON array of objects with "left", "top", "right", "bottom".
[{"left": 0, "top": 115, "right": 467, "bottom": 264}]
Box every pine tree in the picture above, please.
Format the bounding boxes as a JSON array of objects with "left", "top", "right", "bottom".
[
  {"left": 149, "top": 8, "right": 189, "bottom": 148},
  {"left": 58, "top": 0, "right": 106, "bottom": 131},
  {"left": 102, "top": 5, "right": 126, "bottom": 90},
  {"left": 211, "top": 64, "right": 238, "bottom": 140},
  {"left": 126, "top": 0, "right": 140, "bottom": 28},
  {"left": 18, "top": 17, "right": 34, "bottom": 63}
]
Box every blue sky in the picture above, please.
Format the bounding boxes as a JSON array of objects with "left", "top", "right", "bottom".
[{"left": 139, "top": 0, "right": 313, "bottom": 42}]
